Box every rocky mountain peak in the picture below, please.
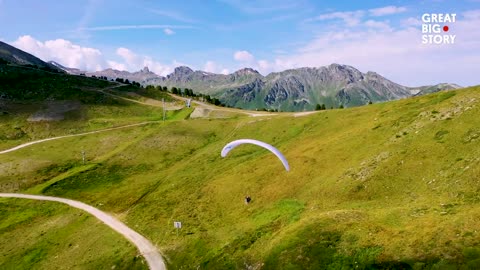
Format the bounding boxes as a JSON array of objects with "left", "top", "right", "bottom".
[
  {"left": 365, "top": 71, "right": 381, "bottom": 77},
  {"left": 234, "top": 68, "right": 260, "bottom": 76},
  {"left": 173, "top": 66, "right": 194, "bottom": 76},
  {"left": 322, "top": 63, "right": 364, "bottom": 83},
  {"left": 327, "top": 63, "right": 361, "bottom": 74},
  {"left": 365, "top": 71, "right": 393, "bottom": 84},
  {"left": 141, "top": 66, "right": 150, "bottom": 73}
]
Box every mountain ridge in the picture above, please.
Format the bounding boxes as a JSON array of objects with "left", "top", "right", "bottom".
[
  {"left": 84, "top": 63, "right": 461, "bottom": 110},
  {"left": 0, "top": 41, "right": 63, "bottom": 72}
]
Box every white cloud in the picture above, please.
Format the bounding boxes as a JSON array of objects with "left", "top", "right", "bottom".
[
  {"left": 274, "top": 49, "right": 287, "bottom": 54},
  {"left": 143, "top": 59, "right": 174, "bottom": 76},
  {"left": 257, "top": 60, "right": 271, "bottom": 73},
  {"left": 231, "top": 51, "right": 277, "bottom": 74},
  {"left": 220, "top": 68, "right": 230, "bottom": 75},
  {"left": 164, "top": 28, "right": 175, "bottom": 35},
  {"left": 148, "top": 8, "right": 196, "bottom": 23},
  {"left": 463, "top": 9, "right": 480, "bottom": 19},
  {"left": 9, "top": 35, "right": 179, "bottom": 76},
  {"left": 203, "top": 61, "right": 218, "bottom": 73},
  {"left": 270, "top": 10, "right": 480, "bottom": 86},
  {"left": 308, "top": 10, "right": 365, "bottom": 26},
  {"left": 401, "top": 17, "right": 422, "bottom": 27},
  {"left": 12, "top": 35, "right": 105, "bottom": 71},
  {"left": 115, "top": 47, "right": 174, "bottom": 76},
  {"left": 77, "top": 24, "right": 193, "bottom": 31},
  {"left": 106, "top": 60, "right": 127, "bottom": 71},
  {"left": 369, "top": 6, "right": 407, "bottom": 17},
  {"left": 116, "top": 47, "right": 139, "bottom": 65},
  {"left": 233, "top": 50, "right": 255, "bottom": 62},
  {"left": 203, "top": 60, "right": 231, "bottom": 75},
  {"left": 364, "top": 20, "right": 392, "bottom": 32},
  {"left": 306, "top": 6, "right": 407, "bottom": 27},
  {"left": 219, "top": 0, "right": 300, "bottom": 14}
]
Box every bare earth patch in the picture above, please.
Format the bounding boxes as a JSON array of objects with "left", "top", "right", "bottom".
[{"left": 27, "top": 101, "right": 81, "bottom": 122}]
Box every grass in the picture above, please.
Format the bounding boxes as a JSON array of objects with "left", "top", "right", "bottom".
[
  {"left": 111, "top": 85, "right": 174, "bottom": 102},
  {"left": 0, "top": 198, "right": 147, "bottom": 270},
  {"left": 0, "top": 64, "right": 113, "bottom": 101},
  {"left": 1, "top": 83, "right": 479, "bottom": 268},
  {"left": 0, "top": 91, "right": 189, "bottom": 151},
  {"left": 0, "top": 63, "right": 191, "bottom": 150}
]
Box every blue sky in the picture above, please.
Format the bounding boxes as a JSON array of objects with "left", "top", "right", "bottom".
[{"left": 1, "top": 0, "right": 479, "bottom": 86}]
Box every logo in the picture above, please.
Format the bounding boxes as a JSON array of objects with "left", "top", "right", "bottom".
[{"left": 421, "top": 13, "right": 456, "bottom": 44}]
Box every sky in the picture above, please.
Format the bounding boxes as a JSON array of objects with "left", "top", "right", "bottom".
[{"left": 0, "top": 0, "right": 479, "bottom": 86}]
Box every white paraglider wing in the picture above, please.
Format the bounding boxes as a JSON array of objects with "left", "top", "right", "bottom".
[{"left": 221, "top": 139, "right": 290, "bottom": 171}]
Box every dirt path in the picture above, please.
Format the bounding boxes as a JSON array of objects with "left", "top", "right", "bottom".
[
  {"left": 0, "top": 121, "right": 160, "bottom": 154},
  {"left": 292, "top": 111, "right": 319, "bottom": 117},
  {"left": 0, "top": 193, "right": 166, "bottom": 270},
  {"left": 101, "top": 84, "right": 297, "bottom": 118},
  {"left": 84, "top": 83, "right": 179, "bottom": 109},
  {"left": 1, "top": 84, "right": 320, "bottom": 154},
  {"left": 1, "top": 83, "right": 183, "bottom": 155},
  {"left": 169, "top": 94, "right": 278, "bottom": 117}
]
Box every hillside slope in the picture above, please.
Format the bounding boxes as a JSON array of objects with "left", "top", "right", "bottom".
[
  {"left": 1, "top": 84, "right": 479, "bottom": 268},
  {"left": 0, "top": 41, "right": 62, "bottom": 72}
]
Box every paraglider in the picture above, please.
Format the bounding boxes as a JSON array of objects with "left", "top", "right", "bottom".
[{"left": 220, "top": 139, "right": 290, "bottom": 171}]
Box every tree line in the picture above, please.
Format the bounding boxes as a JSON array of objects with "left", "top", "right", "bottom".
[
  {"left": 98, "top": 75, "right": 219, "bottom": 104},
  {"left": 145, "top": 84, "right": 225, "bottom": 106},
  {"left": 316, "top": 103, "right": 344, "bottom": 110}
]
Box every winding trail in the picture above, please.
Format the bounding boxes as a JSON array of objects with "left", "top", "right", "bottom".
[
  {"left": 169, "top": 94, "right": 278, "bottom": 117},
  {"left": 94, "top": 84, "right": 181, "bottom": 110},
  {"left": 100, "top": 89, "right": 180, "bottom": 109},
  {"left": 0, "top": 193, "right": 166, "bottom": 270},
  {"left": 1, "top": 84, "right": 321, "bottom": 155},
  {"left": 0, "top": 121, "right": 160, "bottom": 154}
]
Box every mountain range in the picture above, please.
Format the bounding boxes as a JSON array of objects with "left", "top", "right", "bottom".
[
  {"left": 0, "top": 41, "right": 461, "bottom": 111},
  {"left": 88, "top": 65, "right": 461, "bottom": 111}
]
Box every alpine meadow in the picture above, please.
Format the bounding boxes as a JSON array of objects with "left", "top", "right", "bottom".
[
  {"left": 1, "top": 1, "right": 480, "bottom": 269},
  {"left": 1, "top": 53, "right": 480, "bottom": 268}
]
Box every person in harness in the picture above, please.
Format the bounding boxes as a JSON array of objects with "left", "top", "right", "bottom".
[{"left": 245, "top": 196, "right": 251, "bottom": 204}]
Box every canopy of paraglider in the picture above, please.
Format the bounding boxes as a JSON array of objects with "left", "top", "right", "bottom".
[{"left": 220, "top": 139, "right": 290, "bottom": 171}]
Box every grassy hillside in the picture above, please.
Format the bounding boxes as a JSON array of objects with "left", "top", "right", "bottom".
[
  {"left": 0, "top": 64, "right": 189, "bottom": 151},
  {"left": 1, "top": 85, "right": 480, "bottom": 269},
  {"left": 0, "top": 41, "right": 63, "bottom": 72},
  {"left": 0, "top": 199, "right": 146, "bottom": 269},
  {"left": 0, "top": 64, "right": 113, "bottom": 101}
]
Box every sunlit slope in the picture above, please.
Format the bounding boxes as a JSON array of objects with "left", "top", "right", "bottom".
[
  {"left": 0, "top": 63, "right": 183, "bottom": 151},
  {"left": 1, "top": 86, "right": 479, "bottom": 269},
  {"left": 0, "top": 199, "right": 147, "bottom": 269}
]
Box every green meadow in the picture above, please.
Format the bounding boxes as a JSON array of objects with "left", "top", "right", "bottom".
[{"left": 1, "top": 82, "right": 480, "bottom": 269}]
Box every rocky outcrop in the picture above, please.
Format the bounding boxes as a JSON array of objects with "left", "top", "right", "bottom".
[
  {"left": 264, "top": 76, "right": 307, "bottom": 105},
  {"left": 86, "top": 66, "right": 159, "bottom": 83},
  {"left": 221, "top": 78, "right": 264, "bottom": 105}
]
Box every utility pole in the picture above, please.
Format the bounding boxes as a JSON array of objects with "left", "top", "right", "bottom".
[
  {"left": 81, "top": 149, "right": 86, "bottom": 164},
  {"left": 162, "top": 98, "right": 166, "bottom": 122}
]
